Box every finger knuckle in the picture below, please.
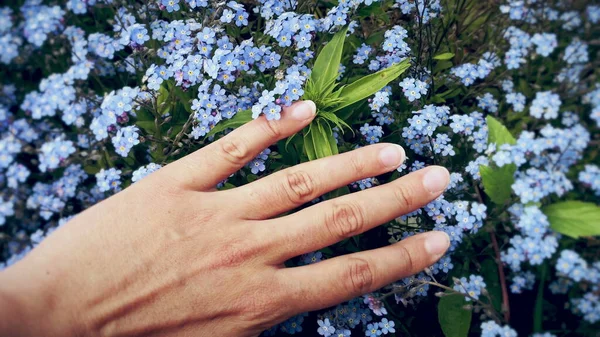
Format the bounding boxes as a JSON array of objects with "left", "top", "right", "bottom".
[
  {"left": 393, "top": 184, "right": 414, "bottom": 208},
  {"left": 236, "top": 277, "right": 286, "bottom": 326},
  {"left": 326, "top": 203, "right": 365, "bottom": 240},
  {"left": 219, "top": 138, "right": 249, "bottom": 166},
  {"left": 397, "top": 244, "right": 416, "bottom": 272},
  {"left": 212, "top": 236, "right": 261, "bottom": 268},
  {"left": 283, "top": 171, "right": 315, "bottom": 204},
  {"left": 348, "top": 156, "right": 367, "bottom": 176},
  {"left": 344, "top": 257, "right": 375, "bottom": 295},
  {"left": 260, "top": 120, "right": 281, "bottom": 139}
]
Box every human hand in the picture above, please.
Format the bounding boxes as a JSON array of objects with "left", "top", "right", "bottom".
[{"left": 0, "top": 101, "right": 450, "bottom": 337}]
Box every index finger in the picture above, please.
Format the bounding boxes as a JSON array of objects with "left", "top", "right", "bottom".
[{"left": 162, "top": 101, "right": 316, "bottom": 191}]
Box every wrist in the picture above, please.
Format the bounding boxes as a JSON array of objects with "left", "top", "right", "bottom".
[{"left": 0, "top": 254, "right": 85, "bottom": 337}]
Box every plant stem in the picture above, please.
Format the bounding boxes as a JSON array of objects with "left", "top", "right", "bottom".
[
  {"left": 473, "top": 182, "right": 510, "bottom": 323},
  {"left": 490, "top": 231, "right": 510, "bottom": 323}
]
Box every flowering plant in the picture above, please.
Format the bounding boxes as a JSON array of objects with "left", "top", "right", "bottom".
[{"left": 0, "top": 0, "right": 599, "bottom": 336}]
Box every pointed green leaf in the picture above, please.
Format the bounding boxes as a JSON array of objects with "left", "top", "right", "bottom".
[
  {"left": 480, "top": 259, "right": 502, "bottom": 312},
  {"left": 486, "top": 116, "right": 516, "bottom": 148},
  {"left": 311, "top": 27, "right": 348, "bottom": 92},
  {"left": 206, "top": 109, "right": 252, "bottom": 137},
  {"left": 331, "top": 59, "right": 410, "bottom": 113},
  {"left": 303, "top": 120, "right": 338, "bottom": 161},
  {"left": 313, "top": 120, "right": 335, "bottom": 158},
  {"left": 303, "top": 129, "right": 317, "bottom": 161},
  {"left": 480, "top": 164, "right": 516, "bottom": 205},
  {"left": 135, "top": 108, "right": 157, "bottom": 134},
  {"left": 157, "top": 83, "right": 171, "bottom": 115},
  {"left": 324, "top": 123, "right": 339, "bottom": 156},
  {"left": 479, "top": 116, "right": 517, "bottom": 204},
  {"left": 433, "top": 52, "right": 455, "bottom": 60},
  {"left": 542, "top": 201, "right": 600, "bottom": 238},
  {"left": 285, "top": 133, "right": 298, "bottom": 151},
  {"left": 438, "top": 294, "right": 472, "bottom": 337},
  {"left": 433, "top": 60, "right": 453, "bottom": 74},
  {"left": 319, "top": 111, "right": 352, "bottom": 132}
]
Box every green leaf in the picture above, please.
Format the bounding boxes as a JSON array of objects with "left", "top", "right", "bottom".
[
  {"left": 486, "top": 116, "right": 516, "bottom": 148},
  {"left": 479, "top": 116, "right": 517, "bottom": 204},
  {"left": 83, "top": 163, "right": 102, "bottom": 175},
  {"left": 156, "top": 83, "right": 171, "bottom": 115},
  {"left": 219, "top": 182, "right": 237, "bottom": 190},
  {"left": 319, "top": 111, "right": 352, "bottom": 133},
  {"left": 438, "top": 294, "right": 472, "bottom": 337},
  {"left": 434, "top": 52, "right": 455, "bottom": 60},
  {"left": 431, "top": 95, "right": 446, "bottom": 103},
  {"left": 310, "top": 27, "right": 348, "bottom": 92},
  {"left": 440, "top": 87, "right": 462, "bottom": 99},
  {"left": 313, "top": 120, "right": 337, "bottom": 158},
  {"left": 480, "top": 258, "right": 502, "bottom": 312},
  {"left": 434, "top": 60, "right": 453, "bottom": 74},
  {"left": 173, "top": 86, "right": 193, "bottom": 113},
  {"left": 542, "top": 201, "right": 600, "bottom": 238},
  {"left": 206, "top": 109, "right": 252, "bottom": 137},
  {"left": 277, "top": 139, "right": 299, "bottom": 166},
  {"left": 303, "top": 120, "right": 338, "bottom": 161},
  {"left": 332, "top": 59, "right": 410, "bottom": 113},
  {"left": 365, "top": 31, "right": 385, "bottom": 45},
  {"left": 135, "top": 108, "right": 157, "bottom": 134},
  {"left": 480, "top": 164, "right": 516, "bottom": 205},
  {"left": 303, "top": 129, "right": 317, "bottom": 161}
]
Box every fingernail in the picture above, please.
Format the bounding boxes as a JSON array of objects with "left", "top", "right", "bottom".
[
  {"left": 378, "top": 145, "right": 405, "bottom": 168},
  {"left": 422, "top": 166, "right": 450, "bottom": 193},
  {"left": 424, "top": 231, "right": 450, "bottom": 256},
  {"left": 291, "top": 100, "right": 316, "bottom": 120}
]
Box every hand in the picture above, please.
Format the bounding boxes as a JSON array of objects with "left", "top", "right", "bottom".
[{"left": 0, "top": 101, "right": 450, "bottom": 337}]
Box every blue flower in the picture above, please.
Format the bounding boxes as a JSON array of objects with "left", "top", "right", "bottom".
[
  {"left": 234, "top": 10, "right": 249, "bottom": 27},
  {"left": 95, "top": 168, "right": 122, "bottom": 193},
  {"left": 378, "top": 318, "right": 395, "bottom": 334},
  {"left": 360, "top": 124, "right": 384, "bottom": 144},
  {"left": 531, "top": 33, "right": 557, "bottom": 57},
  {"left": 281, "top": 314, "right": 305, "bottom": 334},
  {"left": 132, "top": 163, "right": 162, "bottom": 183},
  {"left": 317, "top": 318, "right": 335, "bottom": 337},
  {"left": 112, "top": 126, "right": 140, "bottom": 157},
  {"left": 353, "top": 43, "right": 372, "bottom": 64},
  {"left": 453, "top": 274, "right": 486, "bottom": 301},
  {"left": 161, "top": 0, "right": 180, "bottom": 11},
  {"left": 130, "top": 25, "right": 150, "bottom": 45},
  {"left": 365, "top": 323, "right": 382, "bottom": 336}
]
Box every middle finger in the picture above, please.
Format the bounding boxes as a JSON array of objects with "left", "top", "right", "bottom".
[{"left": 220, "top": 143, "right": 405, "bottom": 219}]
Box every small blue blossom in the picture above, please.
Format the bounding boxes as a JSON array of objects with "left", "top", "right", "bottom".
[
  {"left": 317, "top": 318, "right": 336, "bottom": 337},
  {"left": 378, "top": 318, "right": 395, "bottom": 334},
  {"left": 453, "top": 274, "right": 486, "bottom": 301},
  {"left": 95, "top": 168, "right": 122, "bottom": 193}
]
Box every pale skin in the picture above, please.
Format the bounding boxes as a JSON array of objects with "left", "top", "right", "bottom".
[{"left": 0, "top": 100, "right": 451, "bottom": 337}]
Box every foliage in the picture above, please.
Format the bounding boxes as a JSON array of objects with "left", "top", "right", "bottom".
[{"left": 542, "top": 201, "right": 600, "bottom": 238}]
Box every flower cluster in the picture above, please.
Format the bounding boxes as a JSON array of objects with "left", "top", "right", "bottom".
[
  {"left": 453, "top": 274, "right": 487, "bottom": 301},
  {"left": 451, "top": 52, "right": 500, "bottom": 86},
  {"left": 501, "top": 206, "right": 558, "bottom": 271},
  {"left": 555, "top": 250, "right": 600, "bottom": 323}
]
